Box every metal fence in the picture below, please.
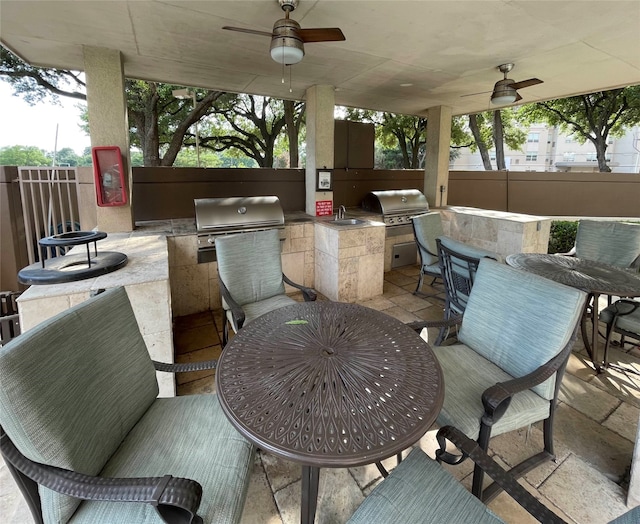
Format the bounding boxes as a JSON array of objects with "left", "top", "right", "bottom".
[{"left": 18, "top": 167, "right": 81, "bottom": 264}]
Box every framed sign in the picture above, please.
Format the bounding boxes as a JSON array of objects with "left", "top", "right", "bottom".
[{"left": 316, "top": 169, "right": 333, "bottom": 191}]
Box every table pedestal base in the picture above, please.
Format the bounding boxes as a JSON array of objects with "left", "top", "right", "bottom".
[{"left": 301, "top": 466, "right": 320, "bottom": 524}]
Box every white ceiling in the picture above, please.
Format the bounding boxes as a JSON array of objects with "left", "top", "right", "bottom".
[{"left": 1, "top": 0, "right": 639, "bottom": 116}]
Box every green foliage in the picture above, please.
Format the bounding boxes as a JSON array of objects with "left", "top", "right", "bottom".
[
  {"left": 548, "top": 221, "right": 578, "bottom": 254},
  {"left": 0, "top": 145, "right": 51, "bottom": 166},
  {"left": 517, "top": 86, "right": 640, "bottom": 171}
]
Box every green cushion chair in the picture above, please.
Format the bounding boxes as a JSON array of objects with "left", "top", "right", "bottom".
[
  {"left": 567, "top": 219, "right": 640, "bottom": 270},
  {"left": 0, "top": 287, "right": 254, "bottom": 524},
  {"left": 347, "top": 425, "right": 639, "bottom": 524},
  {"left": 409, "top": 259, "right": 587, "bottom": 502},
  {"left": 411, "top": 212, "right": 444, "bottom": 296},
  {"left": 599, "top": 298, "right": 640, "bottom": 370},
  {"left": 215, "top": 229, "right": 316, "bottom": 346}
]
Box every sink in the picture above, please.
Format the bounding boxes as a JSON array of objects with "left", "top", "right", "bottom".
[{"left": 332, "top": 218, "right": 366, "bottom": 226}]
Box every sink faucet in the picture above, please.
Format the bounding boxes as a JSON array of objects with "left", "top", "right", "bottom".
[{"left": 338, "top": 205, "right": 346, "bottom": 220}]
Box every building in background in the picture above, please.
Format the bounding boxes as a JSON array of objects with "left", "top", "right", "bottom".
[{"left": 450, "top": 125, "right": 640, "bottom": 173}]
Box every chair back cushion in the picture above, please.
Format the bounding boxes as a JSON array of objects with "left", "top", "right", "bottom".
[
  {"left": 215, "top": 229, "right": 286, "bottom": 307},
  {"left": 411, "top": 212, "right": 444, "bottom": 267},
  {"left": 575, "top": 220, "right": 640, "bottom": 269},
  {"left": 458, "top": 260, "right": 586, "bottom": 399},
  {"left": 0, "top": 287, "right": 159, "bottom": 524}
]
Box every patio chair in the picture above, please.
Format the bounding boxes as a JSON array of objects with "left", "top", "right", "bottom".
[
  {"left": 0, "top": 291, "right": 21, "bottom": 346},
  {"left": 0, "top": 287, "right": 254, "bottom": 524},
  {"left": 599, "top": 298, "right": 640, "bottom": 370},
  {"left": 411, "top": 212, "right": 444, "bottom": 296},
  {"left": 348, "top": 425, "right": 639, "bottom": 524},
  {"left": 563, "top": 219, "right": 640, "bottom": 270},
  {"left": 215, "top": 229, "right": 317, "bottom": 346},
  {"left": 407, "top": 259, "right": 587, "bottom": 502},
  {"left": 434, "top": 236, "right": 500, "bottom": 345}
]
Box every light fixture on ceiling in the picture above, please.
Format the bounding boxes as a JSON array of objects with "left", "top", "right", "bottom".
[
  {"left": 269, "top": 17, "right": 304, "bottom": 64},
  {"left": 223, "top": 0, "right": 344, "bottom": 66},
  {"left": 490, "top": 64, "right": 518, "bottom": 105}
]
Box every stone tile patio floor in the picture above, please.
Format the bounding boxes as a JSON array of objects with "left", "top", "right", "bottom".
[{"left": 2, "top": 264, "right": 640, "bottom": 523}]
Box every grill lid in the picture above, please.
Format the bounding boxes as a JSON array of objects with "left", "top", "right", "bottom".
[
  {"left": 362, "top": 189, "right": 429, "bottom": 216},
  {"left": 195, "top": 196, "right": 285, "bottom": 233}
]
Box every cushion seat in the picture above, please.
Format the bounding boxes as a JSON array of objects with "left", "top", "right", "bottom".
[
  {"left": 434, "top": 344, "right": 550, "bottom": 440},
  {"left": 347, "top": 447, "right": 503, "bottom": 524},
  {"left": 599, "top": 302, "right": 640, "bottom": 334},
  {"left": 68, "top": 395, "right": 254, "bottom": 523},
  {"left": 229, "top": 294, "right": 297, "bottom": 331}
]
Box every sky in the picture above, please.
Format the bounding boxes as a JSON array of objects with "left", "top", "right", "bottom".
[{"left": 0, "top": 81, "right": 91, "bottom": 154}]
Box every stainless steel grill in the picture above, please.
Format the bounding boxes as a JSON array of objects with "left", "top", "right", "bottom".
[
  {"left": 362, "top": 189, "right": 429, "bottom": 236},
  {"left": 195, "top": 196, "right": 285, "bottom": 263}
]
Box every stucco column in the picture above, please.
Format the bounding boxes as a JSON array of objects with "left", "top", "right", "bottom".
[
  {"left": 424, "top": 105, "right": 452, "bottom": 208},
  {"left": 305, "top": 85, "right": 335, "bottom": 216},
  {"left": 83, "top": 46, "right": 133, "bottom": 232}
]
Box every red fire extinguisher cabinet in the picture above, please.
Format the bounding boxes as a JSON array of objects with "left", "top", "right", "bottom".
[{"left": 91, "top": 146, "right": 127, "bottom": 207}]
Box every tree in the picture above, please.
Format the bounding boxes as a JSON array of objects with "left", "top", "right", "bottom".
[
  {"left": 518, "top": 86, "right": 640, "bottom": 172},
  {"left": 465, "top": 109, "right": 527, "bottom": 170},
  {"left": 200, "top": 94, "right": 304, "bottom": 168},
  {"left": 0, "top": 145, "right": 50, "bottom": 166}
]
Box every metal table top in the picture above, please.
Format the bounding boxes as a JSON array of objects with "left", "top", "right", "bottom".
[
  {"left": 506, "top": 253, "right": 640, "bottom": 297},
  {"left": 216, "top": 301, "right": 444, "bottom": 468}
]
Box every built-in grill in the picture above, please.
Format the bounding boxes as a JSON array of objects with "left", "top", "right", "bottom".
[
  {"left": 195, "top": 196, "right": 285, "bottom": 263},
  {"left": 361, "top": 189, "right": 429, "bottom": 237}
]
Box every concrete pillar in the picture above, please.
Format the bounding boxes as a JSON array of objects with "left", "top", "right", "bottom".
[
  {"left": 305, "top": 85, "right": 335, "bottom": 216},
  {"left": 424, "top": 105, "right": 452, "bottom": 209},
  {"left": 82, "top": 46, "right": 133, "bottom": 232}
]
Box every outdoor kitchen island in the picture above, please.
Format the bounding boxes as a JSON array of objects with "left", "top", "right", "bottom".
[{"left": 17, "top": 232, "right": 175, "bottom": 397}]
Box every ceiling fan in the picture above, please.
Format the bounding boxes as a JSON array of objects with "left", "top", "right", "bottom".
[
  {"left": 222, "top": 0, "right": 345, "bottom": 65},
  {"left": 462, "top": 63, "right": 543, "bottom": 105}
]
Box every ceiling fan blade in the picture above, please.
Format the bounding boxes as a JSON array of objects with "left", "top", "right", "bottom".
[
  {"left": 515, "top": 92, "right": 523, "bottom": 102},
  {"left": 460, "top": 90, "right": 492, "bottom": 98},
  {"left": 298, "top": 28, "right": 346, "bottom": 43},
  {"left": 510, "top": 78, "right": 543, "bottom": 90},
  {"left": 222, "top": 26, "right": 274, "bottom": 38}
]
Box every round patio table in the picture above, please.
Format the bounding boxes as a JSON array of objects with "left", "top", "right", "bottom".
[
  {"left": 216, "top": 301, "right": 444, "bottom": 524},
  {"left": 506, "top": 253, "right": 640, "bottom": 371}
]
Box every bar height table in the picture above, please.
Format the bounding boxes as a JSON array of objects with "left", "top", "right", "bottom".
[
  {"left": 216, "top": 301, "right": 444, "bottom": 524},
  {"left": 506, "top": 253, "right": 640, "bottom": 371}
]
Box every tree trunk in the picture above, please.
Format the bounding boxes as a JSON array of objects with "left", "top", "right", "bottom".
[
  {"left": 493, "top": 110, "right": 506, "bottom": 170},
  {"left": 594, "top": 137, "right": 611, "bottom": 172},
  {"left": 284, "top": 100, "right": 299, "bottom": 167},
  {"left": 468, "top": 114, "right": 493, "bottom": 170}
]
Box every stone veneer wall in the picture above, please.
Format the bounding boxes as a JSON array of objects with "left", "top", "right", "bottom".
[
  {"left": 314, "top": 223, "right": 386, "bottom": 302},
  {"left": 439, "top": 206, "right": 551, "bottom": 257},
  {"left": 168, "top": 222, "right": 315, "bottom": 318}
]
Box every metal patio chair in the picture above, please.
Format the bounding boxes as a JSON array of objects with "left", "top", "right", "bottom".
[
  {"left": 434, "top": 236, "right": 500, "bottom": 345},
  {"left": 0, "top": 291, "right": 21, "bottom": 346},
  {"left": 347, "top": 425, "right": 639, "bottom": 524},
  {"left": 564, "top": 219, "right": 640, "bottom": 270},
  {"left": 215, "top": 229, "right": 317, "bottom": 346},
  {"left": 411, "top": 212, "right": 444, "bottom": 296},
  {"left": 0, "top": 287, "right": 254, "bottom": 524},
  {"left": 407, "top": 259, "right": 587, "bottom": 502},
  {"left": 599, "top": 298, "right": 640, "bottom": 371}
]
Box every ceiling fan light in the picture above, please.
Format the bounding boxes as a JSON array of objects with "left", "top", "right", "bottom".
[
  {"left": 490, "top": 78, "right": 517, "bottom": 105},
  {"left": 491, "top": 92, "right": 517, "bottom": 105},
  {"left": 270, "top": 36, "right": 304, "bottom": 64}
]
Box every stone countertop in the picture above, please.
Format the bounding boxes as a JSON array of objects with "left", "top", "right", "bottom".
[
  {"left": 18, "top": 232, "right": 169, "bottom": 301},
  {"left": 444, "top": 206, "right": 549, "bottom": 223}
]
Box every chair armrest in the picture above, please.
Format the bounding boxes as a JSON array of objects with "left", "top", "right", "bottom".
[
  {"left": 0, "top": 429, "right": 202, "bottom": 524},
  {"left": 283, "top": 273, "right": 317, "bottom": 302},
  {"left": 153, "top": 360, "right": 217, "bottom": 373},
  {"left": 611, "top": 298, "right": 640, "bottom": 316},
  {"left": 218, "top": 272, "right": 246, "bottom": 330},
  {"left": 406, "top": 316, "right": 462, "bottom": 335},
  {"left": 554, "top": 246, "right": 576, "bottom": 257},
  {"left": 481, "top": 329, "right": 576, "bottom": 424},
  {"left": 435, "top": 426, "right": 566, "bottom": 524}
]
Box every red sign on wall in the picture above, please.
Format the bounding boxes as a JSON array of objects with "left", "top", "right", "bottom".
[{"left": 315, "top": 200, "right": 333, "bottom": 217}]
